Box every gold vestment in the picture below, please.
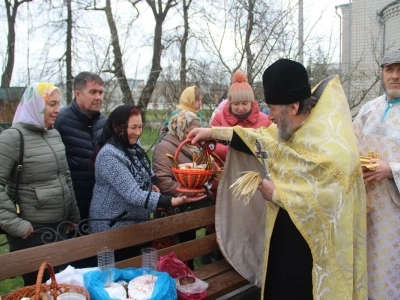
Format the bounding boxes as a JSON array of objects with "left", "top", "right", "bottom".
[{"left": 214, "top": 76, "right": 368, "bottom": 299}]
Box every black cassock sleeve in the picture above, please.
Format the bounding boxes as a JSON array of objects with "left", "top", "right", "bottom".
[{"left": 229, "top": 131, "right": 254, "bottom": 156}]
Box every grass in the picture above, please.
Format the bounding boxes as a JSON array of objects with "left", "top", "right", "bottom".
[
  {"left": 145, "top": 109, "right": 212, "bottom": 122},
  {"left": 194, "top": 228, "right": 207, "bottom": 269}
]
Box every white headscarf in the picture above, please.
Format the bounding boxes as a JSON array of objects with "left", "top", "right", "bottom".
[{"left": 12, "top": 82, "right": 59, "bottom": 129}]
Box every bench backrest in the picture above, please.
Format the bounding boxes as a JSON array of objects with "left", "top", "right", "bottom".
[{"left": 0, "top": 206, "right": 217, "bottom": 280}]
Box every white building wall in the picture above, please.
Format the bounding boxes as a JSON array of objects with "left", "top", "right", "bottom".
[
  {"left": 383, "top": 2, "right": 400, "bottom": 52},
  {"left": 339, "top": 0, "right": 400, "bottom": 113}
]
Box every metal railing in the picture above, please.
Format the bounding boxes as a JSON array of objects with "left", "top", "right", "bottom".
[{"left": 0, "top": 216, "right": 150, "bottom": 248}]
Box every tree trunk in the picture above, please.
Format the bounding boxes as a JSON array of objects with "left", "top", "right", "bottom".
[
  {"left": 138, "top": 0, "right": 177, "bottom": 123},
  {"left": 105, "top": 0, "right": 134, "bottom": 105},
  {"left": 180, "top": 0, "right": 191, "bottom": 92},
  {"left": 138, "top": 21, "right": 163, "bottom": 122},
  {"left": 66, "top": 0, "right": 73, "bottom": 104},
  {"left": 245, "top": 0, "right": 255, "bottom": 85},
  {"left": 1, "top": 1, "right": 22, "bottom": 87}
]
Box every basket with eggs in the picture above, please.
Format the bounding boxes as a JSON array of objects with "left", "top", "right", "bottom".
[{"left": 166, "top": 139, "right": 214, "bottom": 193}]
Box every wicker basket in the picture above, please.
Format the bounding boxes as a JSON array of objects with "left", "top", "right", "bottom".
[
  {"left": 210, "top": 151, "right": 224, "bottom": 182},
  {"left": 4, "top": 261, "right": 90, "bottom": 300},
  {"left": 171, "top": 139, "right": 213, "bottom": 193}
]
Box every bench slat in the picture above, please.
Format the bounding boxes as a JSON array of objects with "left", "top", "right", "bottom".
[
  {"left": 0, "top": 207, "right": 215, "bottom": 280},
  {"left": 194, "top": 259, "right": 233, "bottom": 280},
  {"left": 115, "top": 233, "right": 219, "bottom": 269},
  {"left": 0, "top": 205, "right": 249, "bottom": 300},
  {"left": 203, "top": 269, "right": 249, "bottom": 299}
]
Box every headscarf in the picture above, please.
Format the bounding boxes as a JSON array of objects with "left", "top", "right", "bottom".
[
  {"left": 168, "top": 110, "right": 201, "bottom": 141},
  {"left": 12, "top": 82, "right": 59, "bottom": 129},
  {"left": 98, "top": 104, "right": 152, "bottom": 180},
  {"left": 176, "top": 86, "right": 199, "bottom": 113},
  {"left": 100, "top": 104, "right": 139, "bottom": 149}
]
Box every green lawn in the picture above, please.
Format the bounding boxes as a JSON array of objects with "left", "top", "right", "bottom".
[
  {"left": 145, "top": 109, "right": 212, "bottom": 122},
  {"left": 194, "top": 228, "right": 207, "bottom": 269}
]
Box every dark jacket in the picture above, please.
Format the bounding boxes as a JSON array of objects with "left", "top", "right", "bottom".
[
  {"left": 54, "top": 100, "right": 107, "bottom": 219},
  {"left": 0, "top": 123, "right": 80, "bottom": 237}
]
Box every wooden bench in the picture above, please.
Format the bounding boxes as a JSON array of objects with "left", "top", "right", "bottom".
[{"left": 0, "top": 206, "right": 251, "bottom": 299}]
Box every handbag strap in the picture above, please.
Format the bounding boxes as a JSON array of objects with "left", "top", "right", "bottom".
[{"left": 10, "top": 128, "right": 24, "bottom": 213}]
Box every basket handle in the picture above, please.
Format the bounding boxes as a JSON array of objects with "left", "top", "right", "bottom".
[
  {"left": 210, "top": 151, "right": 224, "bottom": 167},
  {"left": 173, "top": 139, "right": 197, "bottom": 162},
  {"left": 35, "top": 261, "right": 58, "bottom": 299}
]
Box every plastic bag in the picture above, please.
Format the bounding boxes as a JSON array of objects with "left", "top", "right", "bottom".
[
  {"left": 83, "top": 267, "right": 176, "bottom": 300},
  {"left": 157, "top": 252, "right": 208, "bottom": 300},
  {"left": 157, "top": 252, "right": 195, "bottom": 278},
  {"left": 176, "top": 277, "right": 208, "bottom": 300}
]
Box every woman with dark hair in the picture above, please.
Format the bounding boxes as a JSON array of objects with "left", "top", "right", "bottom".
[{"left": 89, "top": 105, "right": 205, "bottom": 234}]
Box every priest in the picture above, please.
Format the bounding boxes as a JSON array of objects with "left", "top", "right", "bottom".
[{"left": 188, "top": 59, "right": 368, "bottom": 300}]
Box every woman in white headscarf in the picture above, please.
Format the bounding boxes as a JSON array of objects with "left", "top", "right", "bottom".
[{"left": 0, "top": 82, "right": 80, "bottom": 285}]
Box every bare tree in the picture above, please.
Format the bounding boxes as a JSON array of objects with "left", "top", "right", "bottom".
[
  {"left": 179, "top": 0, "right": 192, "bottom": 91},
  {"left": 87, "top": 0, "right": 140, "bottom": 105},
  {"left": 306, "top": 44, "right": 380, "bottom": 118},
  {"left": 1, "top": 0, "right": 32, "bottom": 87},
  {"left": 194, "top": 0, "right": 330, "bottom": 94},
  {"left": 135, "top": 0, "right": 177, "bottom": 122},
  {"left": 194, "top": 0, "right": 296, "bottom": 85},
  {"left": 66, "top": 0, "right": 73, "bottom": 104}
]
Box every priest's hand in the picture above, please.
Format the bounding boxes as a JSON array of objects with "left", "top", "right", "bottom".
[
  {"left": 187, "top": 128, "right": 212, "bottom": 144},
  {"left": 257, "top": 178, "right": 275, "bottom": 202},
  {"left": 152, "top": 185, "right": 160, "bottom": 192},
  {"left": 363, "top": 158, "right": 393, "bottom": 183}
]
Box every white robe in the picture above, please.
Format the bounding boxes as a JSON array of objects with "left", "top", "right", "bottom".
[{"left": 353, "top": 94, "right": 400, "bottom": 299}]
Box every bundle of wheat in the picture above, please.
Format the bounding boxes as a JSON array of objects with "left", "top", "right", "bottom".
[{"left": 230, "top": 171, "right": 262, "bottom": 205}]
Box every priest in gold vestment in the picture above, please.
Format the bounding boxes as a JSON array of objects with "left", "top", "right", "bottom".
[{"left": 188, "top": 59, "right": 368, "bottom": 299}]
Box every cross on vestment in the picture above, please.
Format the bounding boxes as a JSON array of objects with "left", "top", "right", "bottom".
[{"left": 255, "top": 139, "right": 271, "bottom": 180}]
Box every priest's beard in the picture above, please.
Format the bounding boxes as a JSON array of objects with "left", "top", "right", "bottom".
[{"left": 278, "top": 106, "right": 294, "bottom": 142}]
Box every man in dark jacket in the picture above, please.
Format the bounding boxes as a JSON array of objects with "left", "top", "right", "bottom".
[{"left": 55, "top": 72, "right": 107, "bottom": 221}]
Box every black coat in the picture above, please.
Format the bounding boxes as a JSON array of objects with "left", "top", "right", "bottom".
[{"left": 54, "top": 100, "right": 107, "bottom": 219}]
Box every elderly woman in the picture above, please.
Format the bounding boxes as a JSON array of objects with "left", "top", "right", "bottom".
[
  {"left": 89, "top": 105, "right": 205, "bottom": 234},
  {"left": 153, "top": 110, "right": 204, "bottom": 196},
  {"left": 0, "top": 82, "right": 80, "bottom": 285},
  {"left": 152, "top": 110, "right": 213, "bottom": 268}
]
